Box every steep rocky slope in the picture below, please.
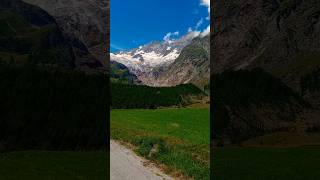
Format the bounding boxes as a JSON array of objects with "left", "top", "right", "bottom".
[
  {"left": 212, "top": 0, "right": 320, "bottom": 144},
  {"left": 212, "top": 0, "right": 320, "bottom": 93},
  {"left": 142, "top": 35, "right": 210, "bottom": 90},
  {"left": 22, "top": 0, "right": 108, "bottom": 71}
]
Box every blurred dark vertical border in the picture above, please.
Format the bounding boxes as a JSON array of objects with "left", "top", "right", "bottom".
[
  {"left": 105, "top": 0, "right": 111, "bottom": 178},
  {"left": 210, "top": 0, "right": 320, "bottom": 179},
  {"left": 0, "top": 0, "right": 110, "bottom": 179},
  {"left": 210, "top": 0, "right": 214, "bottom": 179}
]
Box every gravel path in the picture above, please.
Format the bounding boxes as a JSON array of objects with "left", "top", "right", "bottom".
[{"left": 110, "top": 140, "right": 173, "bottom": 180}]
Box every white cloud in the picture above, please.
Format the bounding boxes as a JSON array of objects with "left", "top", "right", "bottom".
[
  {"left": 195, "top": 18, "right": 203, "bottom": 30},
  {"left": 188, "top": 31, "right": 201, "bottom": 38},
  {"left": 200, "top": 25, "right": 210, "bottom": 37},
  {"left": 200, "top": 0, "right": 210, "bottom": 12},
  {"left": 188, "top": 27, "right": 193, "bottom": 32},
  {"left": 163, "top": 31, "right": 179, "bottom": 43},
  {"left": 185, "top": 25, "right": 209, "bottom": 40}
]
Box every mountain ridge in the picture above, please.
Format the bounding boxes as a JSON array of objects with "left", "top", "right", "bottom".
[
  {"left": 111, "top": 32, "right": 210, "bottom": 88},
  {"left": 110, "top": 31, "right": 199, "bottom": 77}
]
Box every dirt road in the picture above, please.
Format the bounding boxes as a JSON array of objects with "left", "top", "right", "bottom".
[{"left": 110, "top": 140, "right": 173, "bottom": 180}]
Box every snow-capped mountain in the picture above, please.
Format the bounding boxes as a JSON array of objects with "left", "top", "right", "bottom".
[{"left": 110, "top": 31, "right": 199, "bottom": 78}]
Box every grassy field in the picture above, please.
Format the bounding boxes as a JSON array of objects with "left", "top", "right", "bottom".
[
  {"left": 110, "top": 108, "right": 210, "bottom": 179},
  {"left": 213, "top": 147, "right": 320, "bottom": 180},
  {"left": 0, "top": 151, "right": 108, "bottom": 180}
]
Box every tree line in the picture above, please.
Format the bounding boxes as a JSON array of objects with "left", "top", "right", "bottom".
[{"left": 111, "top": 83, "right": 204, "bottom": 109}]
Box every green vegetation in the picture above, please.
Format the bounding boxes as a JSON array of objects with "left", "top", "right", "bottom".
[
  {"left": 0, "top": 11, "right": 31, "bottom": 36},
  {"left": 111, "top": 108, "right": 210, "bottom": 179},
  {"left": 0, "top": 151, "right": 108, "bottom": 180},
  {"left": 111, "top": 83, "right": 204, "bottom": 109},
  {"left": 213, "top": 147, "right": 320, "bottom": 180},
  {"left": 179, "top": 45, "right": 208, "bottom": 60},
  {"left": 110, "top": 61, "right": 136, "bottom": 84},
  {"left": 0, "top": 64, "right": 108, "bottom": 150}
]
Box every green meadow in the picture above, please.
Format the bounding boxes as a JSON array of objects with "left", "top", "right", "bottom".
[
  {"left": 0, "top": 151, "right": 108, "bottom": 180},
  {"left": 213, "top": 147, "right": 320, "bottom": 180},
  {"left": 111, "top": 108, "right": 210, "bottom": 179}
]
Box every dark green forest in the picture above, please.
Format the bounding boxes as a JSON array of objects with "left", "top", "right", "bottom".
[
  {"left": 0, "top": 64, "right": 108, "bottom": 151},
  {"left": 111, "top": 83, "right": 204, "bottom": 109}
]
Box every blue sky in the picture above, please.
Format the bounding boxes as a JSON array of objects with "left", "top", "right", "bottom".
[{"left": 111, "top": 0, "right": 210, "bottom": 52}]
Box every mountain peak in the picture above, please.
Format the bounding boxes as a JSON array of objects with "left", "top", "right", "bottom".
[{"left": 110, "top": 31, "right": 201, "bottom": 77}]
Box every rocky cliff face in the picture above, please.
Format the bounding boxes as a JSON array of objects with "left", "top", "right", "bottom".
[
  {"left": 22, "top": 0, "right": 108, "bottom": 71},
  {"left": 212, "top": 0, "right": 320, "bottom": 90},
  {"left": 212, "top": 0, "right": 320, "bottom": 144},
  {"left": 142, "top": 35, "right": 210, "bottom": 90}
]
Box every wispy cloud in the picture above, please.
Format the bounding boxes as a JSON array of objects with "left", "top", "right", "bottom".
[
  {"left": 192, "top": 0, "right": 210, "bottom": 37},
  {"left": 195, "top": 18, "right": 203, "bottom": 30},
  {"left": 200, "top": 25, "right": 210, "bottom": 37},
  {"left": 110, "top": 43, "right": 124, "bottom": 51},
  {"left": 162, "top": 1, "right": 210, "bottom": 44},
  {"left": 163, "top": 31, "right": 179, "bottom": 43}
]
